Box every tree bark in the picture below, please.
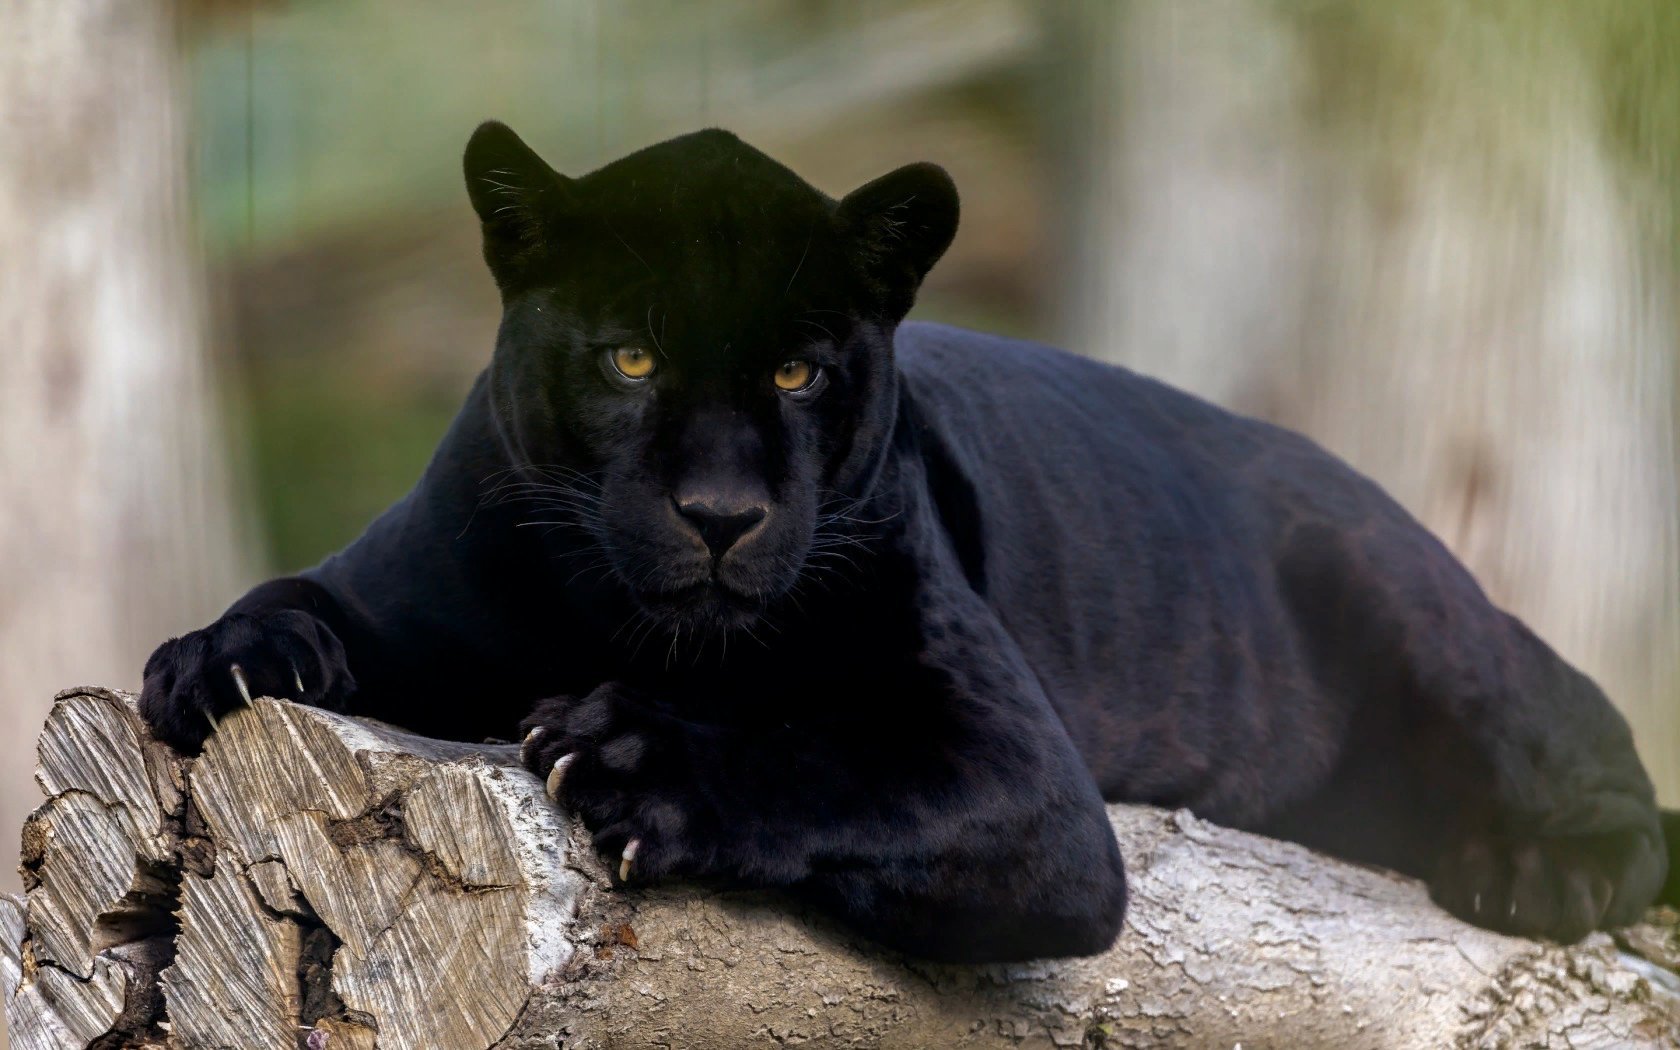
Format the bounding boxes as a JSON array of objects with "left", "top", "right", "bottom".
[{"left": 3, "top": 688, "right": 1678, "bottom": 1049}]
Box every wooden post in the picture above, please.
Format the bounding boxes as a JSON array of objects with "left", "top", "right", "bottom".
[{"left": 0, "top": 0, "right": 253, "bottom": 917}]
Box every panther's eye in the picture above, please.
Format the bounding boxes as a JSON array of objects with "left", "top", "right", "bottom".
[
  {"left": 609, "top": 346, "right": 657, "bottom": 381},
  {"left": 774, "top": 359, "right": 816, "bottom": 392}
]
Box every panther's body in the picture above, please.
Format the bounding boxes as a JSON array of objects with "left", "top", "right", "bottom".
[{"left": 140, "top": 125, "right": 1671, "bottom": 963}]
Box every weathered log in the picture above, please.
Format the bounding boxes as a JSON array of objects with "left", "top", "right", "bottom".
[{"left": 4, "top": 688, "right": 1679, "bottom": 1049}]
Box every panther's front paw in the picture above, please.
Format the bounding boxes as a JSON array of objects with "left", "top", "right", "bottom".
[
  {"left": 519, "top": 684, "right": 714, "bottom": 884},
  {"left": 139, "top": 610, "right": 355, "bottom": 754},
  {"left": 1430, "top": 823, "right": 1666, "bottom": 942}
]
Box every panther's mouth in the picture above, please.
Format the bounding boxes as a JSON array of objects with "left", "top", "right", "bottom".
[{"left": 637, "top": 579, "right": 766, "bottom": 632}]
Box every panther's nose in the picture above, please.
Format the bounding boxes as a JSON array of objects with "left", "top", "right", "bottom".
[{"left": 674, "top": 493, "right": 768, "bottom": 559}]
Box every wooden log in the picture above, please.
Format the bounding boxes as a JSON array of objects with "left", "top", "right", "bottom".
[{"left": 5, "top": 687, "right": 1679, "bottom": 1049}]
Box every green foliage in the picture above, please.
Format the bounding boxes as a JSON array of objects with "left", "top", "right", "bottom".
[
  {"left": 240, "top": 356, "right": 459, "bottom": 572},
  {"left": 1592, "top": 0, "right": 1680, "bottom": 263}
]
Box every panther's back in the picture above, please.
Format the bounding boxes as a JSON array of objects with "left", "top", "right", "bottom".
[{"left": 894, "top": 321, "right": 1410, "bottom": 820}]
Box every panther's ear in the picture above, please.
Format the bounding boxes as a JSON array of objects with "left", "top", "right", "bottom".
[
  {"left": 836, "top": 162, "right": 959, "bottom": 318},
  {"left": 463, "top": 121, "right": 569, "bottom": 287}
]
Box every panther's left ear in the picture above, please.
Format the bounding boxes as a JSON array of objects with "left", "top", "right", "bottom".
[
  {"left": 836, "top": 162, "right": 959, "bottom": 318},
  {"left": 463, "top": 120, "right": 571, "bottom": 289}
]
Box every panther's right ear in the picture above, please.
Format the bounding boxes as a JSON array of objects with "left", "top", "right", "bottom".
[{"left": 463, "top": 121, "right": 569, "bottom": 287}]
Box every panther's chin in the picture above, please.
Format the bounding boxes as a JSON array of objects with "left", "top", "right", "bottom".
[{"left": 637, "top": 580, "right": 768, "bottom": 635}]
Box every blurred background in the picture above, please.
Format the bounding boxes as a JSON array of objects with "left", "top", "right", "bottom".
[{"left": 3, "top": 2, "right": 1678, "bottom": 1038}]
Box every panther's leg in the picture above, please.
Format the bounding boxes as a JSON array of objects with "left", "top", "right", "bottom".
[
  {"left": 1279, "top": 517, "right": 1666, "bottom": 941},
  {"left": 1417, "top": 617, "right": 1666, "bottom": 939},
  {"left": 140, "top": 576, "right": 362, "bottom": 753},
  {"left": 517, "top": 573, "right": 1128, "bottom": 963}
]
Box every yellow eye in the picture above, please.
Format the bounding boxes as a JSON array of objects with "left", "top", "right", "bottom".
[
  {"left": 610, "top": 346, "right": 656, "bottom": 380},
  {"left": 774, "top": 359, "right": 815, "bottom": 392}
]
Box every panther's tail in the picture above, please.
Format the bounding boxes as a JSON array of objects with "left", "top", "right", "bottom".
[{"left": 1660, "top": 809, "right": 1680, "bottom": 906}]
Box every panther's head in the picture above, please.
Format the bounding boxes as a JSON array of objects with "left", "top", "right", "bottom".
[{"left": 463, "top": 122, "right": 959, "bottom": 636}]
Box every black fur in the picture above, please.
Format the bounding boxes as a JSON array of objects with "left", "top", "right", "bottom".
[{"left": 140, "top": 124, "right": 1673, "bottom": 963}]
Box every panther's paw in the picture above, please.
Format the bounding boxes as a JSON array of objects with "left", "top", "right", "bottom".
[
  {"left": 520, "top": 683, "right": 714, "bottom": 884},
  {"left": 1430, "top": 824, "right": 1666, "bottom": 942},
  {"left": 139, "top": 610, "right": 355, "bottom": 754}
]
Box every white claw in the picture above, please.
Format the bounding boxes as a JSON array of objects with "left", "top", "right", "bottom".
[
  {"left": 1508, "top": 900, "right": 1517, "bottom": 919},
  {"left": 291, "top": 662, "right": 305, "bottom": 697},
  {"left": 205, "top": 709, "right": 221, "bottom": 732},
  {"left": 619, "top": 838, "right": 641, "bottom": 882},
  {"left": 545, "top": 753, "right": 575, "bottom": 801},
  {"left": 520, "top": 727, "right": 546, "bottom": 766},
  {"left": 230, "top": 664, "right": 253, "bottom": 705},
  {"left": 1473, "top": 893, "right": 1482, "bottom": 915}
]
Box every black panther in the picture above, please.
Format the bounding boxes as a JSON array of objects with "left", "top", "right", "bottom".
[{"left": 139, "top": 122, "right": 1676, "bottom": 963}]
